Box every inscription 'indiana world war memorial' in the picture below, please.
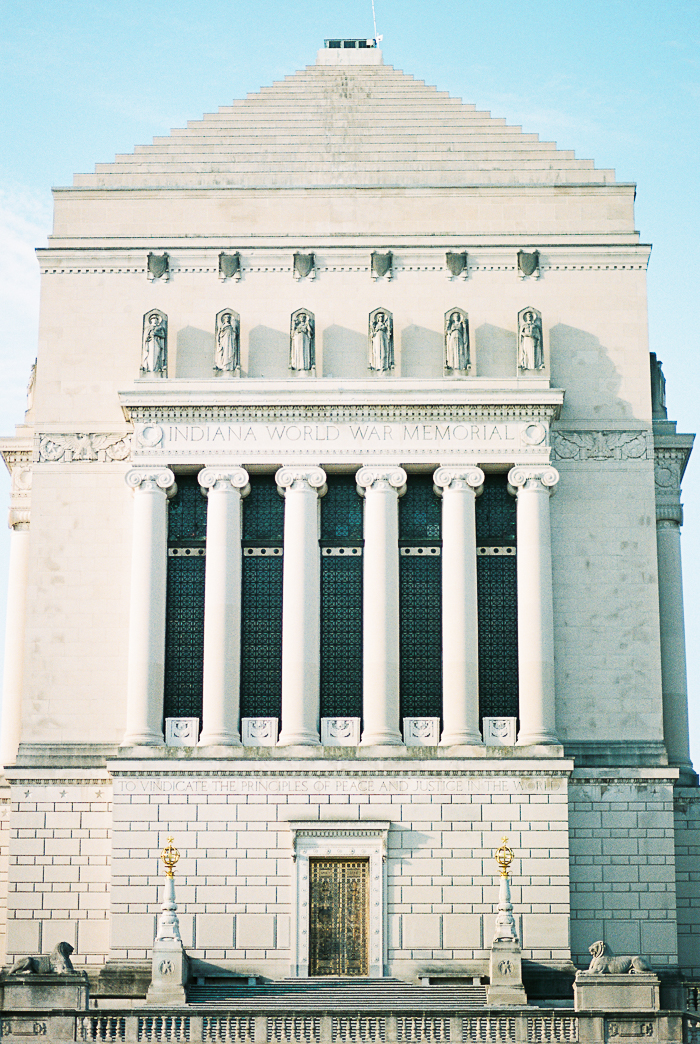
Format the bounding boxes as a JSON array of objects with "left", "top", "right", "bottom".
[{"left": 0, "top": 37, "right": 698, "bottom": 1044}]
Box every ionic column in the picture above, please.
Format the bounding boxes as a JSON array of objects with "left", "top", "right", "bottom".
[
  {"left": 356, "top": 466, "right": 407, "bottom": 746},
  {"left": 655, "top": 447, "right": 695, "bottom": 783},
  {"left": 198, "top": 467, "right": 250, "bottom": 746},
  {"left": 276, "top": 466, "right": 327, "bottom": 746},
  {"left": 507, "top": 465, "right": 560, "bottom": 745},
  {"left": 434, "top": 466, "right": 485, "bottom": 746},
  {"left": 123, "top": 467, "right": 175, "bottom": 746},
  {"left": 0, "top": 508, "right": 31, "bottom": 767}
]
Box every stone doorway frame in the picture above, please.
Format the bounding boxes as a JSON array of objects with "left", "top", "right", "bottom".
[{"left": 287, "top": 821, "right": 390, "bottom": 978}]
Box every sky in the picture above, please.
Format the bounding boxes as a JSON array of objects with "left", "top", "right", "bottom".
[{"left": 0, "top": 0, "right": 698, "bottom": 762}]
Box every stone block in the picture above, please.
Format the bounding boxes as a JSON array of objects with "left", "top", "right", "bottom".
[
  {"left": 236, "top": 913, "right": 275, "bottom": 949},
  {"left": 276, "top": 915, "right": 290, "bottom": 950},
  {"left": 522, "top": 914, "right": 570, "bottom": 950},
  {"left": 6, "top": 919, "right": 41, "bottom": 956},
  {"left": 321, "top": 718, "right": 361, "bottom": 746},
  {"left": 483, "top": 718, "right": 516, "bottom": 745},
  {"left": 403, "top": 718, "right": 440, "bottom": 746},
  {"left": 604, "top": 921, "right": 641, "bottom": 955},
  {"left": 403, "top": 914, "right": 441, "bottom": 948},
  {"left": 165, "top": 717, "right": 199, "bottom": 746},
  {"left": 196, "top": 913, "right": 234, "bottom": 949},
  {"left": 442, "top": 914, "right": 482, "bottom": 948},
  {"left": 242, "top": 718, "right": 278, "bottom": 746},
  {"left": 110, "top": 913, "right": 155, "bottom": 949},
  {"left": 574, "top": 973, "right": 660, "bottom": 1012},
  {"left": 41, "top": 919, "right": 78, "bottom": 952},
  {"left": 641, "top": 920, "right": 678, "bottom": 956},
  {"left": 77, "top": 918, "right": 110, "bottom": 955},
  {"left": 1, "top": 975, "right": 89, "bottom": 1012}
]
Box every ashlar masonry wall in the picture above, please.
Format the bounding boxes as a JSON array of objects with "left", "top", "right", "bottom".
[
  {"left": 674, "top": 788, "right": 700, "bottom": 977},
  {"left": 568, "top": 770, "right": 680, "bottom": 970},
  {"left": 105, "top": 759, "right": 571, "bottom": 976}
]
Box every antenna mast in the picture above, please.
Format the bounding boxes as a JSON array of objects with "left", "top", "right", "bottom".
[{"left": 370, "top": 0, "right": 382, "bottom": 44}]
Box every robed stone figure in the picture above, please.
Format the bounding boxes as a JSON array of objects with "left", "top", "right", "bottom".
[
  {"left": 518, "top": 307, "right": 544, "bottom": 370},
  {"left": 141, "top": 309, "right": 167, "bottom": 375},
  {"left": 214, "top": 309, "right": 240, "bottom": 374},
  {"left": 368, "top": 308, "right": 394, "bottom": 372},
  {"left": 444, "top": 309, "right": 470, "bottom": 371},
  {"left": 290, "top": 309, "right": 315, "bottom": 371}
]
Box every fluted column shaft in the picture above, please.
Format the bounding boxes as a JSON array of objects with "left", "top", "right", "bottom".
[
  {"left": 434, "top": 466, "right": 485, "bottom": 746},
  {"left": 123, "top": 468, "right": 175, "bottom": 745},
  {"left": 508, "top": 465, "right": 559, "bottom": 745},
  {"left": 356, "top": 466, "right": 407, "bottom": 746},
  {"left": 276, "top": 466, "right": 326, "bottom": 746},
  {"left": 0, "top": 517, "right": 30, "bottom": 766},
  {"left": 198, "top": 467, "right": 250, "bottom": 746}
]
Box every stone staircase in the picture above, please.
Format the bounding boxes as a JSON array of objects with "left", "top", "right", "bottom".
[{"left": 186, "top": 977, "right": 488, "bottom": 1010}]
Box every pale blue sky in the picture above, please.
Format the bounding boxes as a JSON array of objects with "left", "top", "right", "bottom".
[{"left": 0, "top": 0, "right": 698, "bottom": 761}]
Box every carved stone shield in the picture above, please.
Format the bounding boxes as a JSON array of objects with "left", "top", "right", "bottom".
[
  {"left": 371, "top": 251, "right": 392, "bottom": 278},
  {"left": 219, "top": 252, "right": 240, "bottom": 279},
  {"left": 517, "top": 250, "right": 539, "bottom": 277},
  {"left": 147, "top": 252, "right": 169, "bottom": 279},
  {"left": 446, "top": 251, "right": 467, "bottom": 277},
  {"left": 294, "top": 253, "right": 315, "bottom": 279}
]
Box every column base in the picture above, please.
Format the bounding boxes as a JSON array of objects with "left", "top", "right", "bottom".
[
  {"left": 198, "top": 733, "right": 242, "bottom": 747},
  {"left": 278, "top": 731, "right": 321, "bottom": 746},
  {"left": 121, "top": 730, "right": 164, "bottom": 746},
  {"left": 517, "top": 730, "right": 559, "bottom": 745},
  {"left": 360, "top": 730, "right": 403, "bottom": 746},
  {"left": 440, "top": 731, "right": 484, "bottom": 746}
]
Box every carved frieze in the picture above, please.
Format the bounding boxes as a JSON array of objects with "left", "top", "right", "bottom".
[
  {"left": 37, "top": 433, "right": 132, "bottom": 464},
  {"left": 0, "top": 442, "right": 32, "bottom": 529},
  {"left": 551, "top": 430, "right": 651, "bottom": 462}
]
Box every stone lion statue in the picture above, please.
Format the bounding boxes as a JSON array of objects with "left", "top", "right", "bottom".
[
  {"left": 9, "top": 941, "right": 76, "bottom": 975},
  {"left": 587, "top": 940, "right": 652, "bottom": 974}
]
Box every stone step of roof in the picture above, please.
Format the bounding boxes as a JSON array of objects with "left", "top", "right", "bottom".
[
  {"left": 122, "top": 149, "right": 576, "bottom": 164},
  {"left": 138, "top": 142, "right": 559, "bottom": 155},
  {"left": 158, "top": 132, "right": 542, "bottom": 144},
  {"left": 94, "top": 158, "right": 592, "bottom": 174}
]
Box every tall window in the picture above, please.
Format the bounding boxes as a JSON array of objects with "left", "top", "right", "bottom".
[
  {"left": 239, "top": 476, "right": 284, "bottom": 719},
  {"left": 399, "top": 474, "right": 442, "bottom": 719},
  {"left": 164, "top": 472, "right": 207, "bottom": 723},
  {"left": 476, "top": 474, "right": 518, "bottom": 720},
  {"left": 320, "top": 475, "right": 363, "bottom": 719}
]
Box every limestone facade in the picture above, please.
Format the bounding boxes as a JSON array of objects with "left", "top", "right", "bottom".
[{"left": 0, "top": 44, "right": 697, "bottom": 1004}]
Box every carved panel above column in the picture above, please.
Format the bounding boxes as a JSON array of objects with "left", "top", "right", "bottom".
[
  {"left": 37, "top": 433, "right": 132, "bottom": 463},
  {"left": 551, "top": 430, "right": 650, "bottom": 462}
]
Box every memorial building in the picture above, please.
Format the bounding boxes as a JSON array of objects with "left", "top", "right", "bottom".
[{"left": 0, "top": 40, "right": 698, "bottom": 1034}]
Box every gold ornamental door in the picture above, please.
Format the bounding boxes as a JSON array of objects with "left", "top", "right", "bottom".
[{"left": 308, "top": 858, "right": 369, "bottom": 976}]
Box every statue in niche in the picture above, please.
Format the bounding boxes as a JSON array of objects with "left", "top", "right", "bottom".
[
  {"left": 141, "top": 309, "right": 167, "bottom": 375},
  {"left": 290, "top": 309, "right": 315, "bottom": 371},
  {"left": 518, "top": 307, "right": 544, "bottom": 370},
  {"left": 444, "top": 309, "right": 470, "bottom": 371},
  {"left": 368, "top": 308, "right": 394, "bottom": 372},
  {"left": 214, "top": 309, "right": 240, "bottom": 375},
  {"left": 26, "top": 359, "right": 37, "bottom": 412}
]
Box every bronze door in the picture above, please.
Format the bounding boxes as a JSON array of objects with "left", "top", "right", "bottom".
[{"left": 308, "top": 858, "right": 369, "bottom": 976}]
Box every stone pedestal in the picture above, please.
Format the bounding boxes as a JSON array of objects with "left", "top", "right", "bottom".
[
  {"left": 574, "top": 972, "right": 660, "bottom": 1011},
  {"left": 0, "top": 973, "right": 89, "bottom": 1011},
  {"left": 145, "top": 943, "right": 188, "bottom": 1005},
  {"left": 487, "top": 940, "right": 527, "bottom": 1006}
]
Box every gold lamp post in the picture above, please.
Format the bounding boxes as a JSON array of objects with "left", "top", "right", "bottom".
[
  {"left": 161, "top": 836, "right": 180, "bottom": 878},
  {"left": 495, "top": 836, "right": 514, "bottom": 878}
]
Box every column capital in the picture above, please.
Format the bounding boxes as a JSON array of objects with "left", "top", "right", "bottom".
[
  {"left": 356, "top": 465, "right": 407, "bottom": 496},
  {"left": 125, "top": 467, "right": 176, "bottom": 494},
  {"left": 433, "top": 465, "right": 485, "bottom": 495},
  {"left": 198, "top": 467, "right": 250, "bottom": 496},
  {"left": 507, "top": 465, "right": 559, "bottom": 493},
  {"left": 654, "top": 448, "right": 686, "bottom": 526},
  {"left": 275, "top": 465, "right": 327, "bottom": 495}
]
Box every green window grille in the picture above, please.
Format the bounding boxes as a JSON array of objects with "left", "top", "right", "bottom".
[
  {"left": 240, "top": 476, "right": 284, "bottom": 719},
  {"left": 476, "top": 474, "right": 518, "bottom": 720},
  {"left": 320, "top": 475, "right": 363, "bottom": 718},
  {"left": 399, "top": 474, "right": 442, "bottom": 719},
  {"left": 164, "top": 473, "right": 206, "bottom": 723}
]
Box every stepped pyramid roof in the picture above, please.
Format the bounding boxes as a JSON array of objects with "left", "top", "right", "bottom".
[{"left": 73, "top": 48, "right": 615, "bottom": 190}]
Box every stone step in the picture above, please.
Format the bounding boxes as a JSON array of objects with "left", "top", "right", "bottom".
[
  {"left": 122, "top": 148, "right": 574, "bottom": 163},
  {"left": 194, "top": 114, "right": 510, "bottom": 126},
  {"left": 158, "top": 132, "right": 542, "bottom": 144},
  {"left": 75, "top": 167, "right": 614, "bottom": 187},
  {"left": 94, "top": 158, "right": 592, "bottom": 174},
  {"left": 186, "top": 978, "right": 489, "bottom": 1010},
  {"left": 138, "top": 142, "right": 557, "bottom": 155}
]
